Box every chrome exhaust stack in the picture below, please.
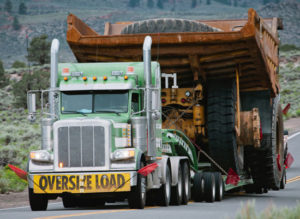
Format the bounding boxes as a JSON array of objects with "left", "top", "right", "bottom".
[
  {"left": 49, "top": 39, "right": 59, "bottom": 120},
  {"left": 143, "top": 36, "right": 156, "bottom": 159}
]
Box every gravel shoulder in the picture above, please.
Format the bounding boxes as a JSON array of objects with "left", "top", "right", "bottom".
[{"left": 1, "top": 118, "right": 299, "bottom": 209}]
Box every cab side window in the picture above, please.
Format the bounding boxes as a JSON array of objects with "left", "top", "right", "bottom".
[{"left": 132, "top": 93, "right": 139, "bottom": 113}]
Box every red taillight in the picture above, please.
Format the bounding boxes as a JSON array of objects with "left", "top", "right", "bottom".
[
  {"left": 181, "top": 98, "right": 186, "bottom": 103},
  {"left": 161, "top": 99, "right": 166, "bottom": 103}
]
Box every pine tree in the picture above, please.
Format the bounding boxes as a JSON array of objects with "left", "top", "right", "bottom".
[
  {"left": 157, "top": 0, "right": 164, "bottom": 9},
  {"left": 191, "top": 0, "right": 197, "bottom": 8},
  {"left": 0, "top": 60, "right": 8, "bottom": 88},
  {"left": 128, "top": 0, "right": 140, "bottom": 7},
  {"left": 27, "top": 34, "right": 51, "bottom": 65},
  {"left": 13, "top": 16, "right": 21, "bottom": 31},
  {"left": 4, "top": 0, "right": 12, "bottom": 13},
  {"left": 19, "top": 2, "right": 27, "bottom": 15},
  {"left": 147, "top": 0, "right": 154, "bottom": 8}
]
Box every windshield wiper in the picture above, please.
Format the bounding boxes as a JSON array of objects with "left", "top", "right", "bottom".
[{"left": 95, "top": 110, "right": 121, "bottom": 116}]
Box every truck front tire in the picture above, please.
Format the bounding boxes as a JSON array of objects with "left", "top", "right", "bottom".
[
  {"left": 29, "top": 188, "right": 48, "bottom": 211},
  {"left": 128, "top": 162, "right": 147, "bottom": 209}
]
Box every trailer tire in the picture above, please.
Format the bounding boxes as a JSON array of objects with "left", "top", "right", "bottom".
[
  {"left": 158, "top": 165, "right": 171, "bottom": 206},
  {"left": 29, "top": 188, "right": 48, "bottom": 211},
  {"left": 181, "top": 162, "right": 191, "bottom": 205},
  {"left": 171, "top": 165, "right": 183, "bottom": 205},
  {"left": 213, "top": 172, "right": 224, "bottom": 201},
  {"left": 203, "top": 172, "right": 216, "bottom": 203},
  {"left": 121, "top": 19, "right": 221, "bottom": 35},
  {"left": 128, "top": 162, "right": 147, "bottom": 209},
  {"left": 207, "top": 79, "right": 242, "bottom": 174},
  {"left": 192, "top": 172, "right": 204, "bottom": 202}
]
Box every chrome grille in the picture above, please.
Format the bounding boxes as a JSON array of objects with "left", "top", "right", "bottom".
[{"left": 58, "top": 126, "right": 105, "bottom": 167}]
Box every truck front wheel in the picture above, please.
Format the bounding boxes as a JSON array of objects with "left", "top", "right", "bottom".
[
  {"left": 29, "top": 188, "right": 48, "bottom": 211},
  {"left": 128, "top": 163, "right": 147, "bottom": 209}
]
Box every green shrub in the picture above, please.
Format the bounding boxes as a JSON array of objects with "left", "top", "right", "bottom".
[
  {"left": 11, "top": 61, "right": 26, "bottom": 68},
  {"left": 280, "top": 44, "right": 299, "bottom": 52},
  {"left": 0, "top": 166, "right": 27, "bottom": 194},
  {"left": 236, "top": 201, "right": 300, "bottom": 219}
]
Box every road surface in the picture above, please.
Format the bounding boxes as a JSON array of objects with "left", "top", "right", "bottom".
[{"left": 0, "top": 133, "right": 299, "bottom": 219}]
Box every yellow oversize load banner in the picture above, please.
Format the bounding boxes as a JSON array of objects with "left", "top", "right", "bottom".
[{"left": 33, "top": 173, "right": 131, "bottom": 194}]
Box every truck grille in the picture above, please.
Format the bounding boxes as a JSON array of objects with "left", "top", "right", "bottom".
[{"left": 57, "top": 126, "right": 105, "bottom": 167}]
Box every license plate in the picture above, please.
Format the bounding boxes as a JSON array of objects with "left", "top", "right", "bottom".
[{"left": 33, "top": 173, "right": 131, "bottom": 194}]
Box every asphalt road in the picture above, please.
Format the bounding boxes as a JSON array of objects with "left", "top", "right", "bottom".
[{"left": 1, "top": 133, "right": 299, "bottom": 219}]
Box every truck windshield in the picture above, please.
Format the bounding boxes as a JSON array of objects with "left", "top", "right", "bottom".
[{"left": 61, "top": 91, "right": 129, "bottom": 114}]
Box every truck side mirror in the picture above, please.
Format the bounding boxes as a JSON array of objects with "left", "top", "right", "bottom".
[{"left": 27, "top": 93, "right": 36, "bottom": 122}]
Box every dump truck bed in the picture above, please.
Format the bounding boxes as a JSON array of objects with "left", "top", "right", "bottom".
[{"left": 66, "top": 9, "right": 282, "bottom": 96}]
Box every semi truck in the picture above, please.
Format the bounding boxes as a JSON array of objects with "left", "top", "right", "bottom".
[{"left": 26, "top": 8, "right": 285, "bottom": 211}]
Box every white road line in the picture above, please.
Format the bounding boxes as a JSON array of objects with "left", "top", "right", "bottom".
[
  {"left": 288, "top": 132, "right": 300, "bottom": 140},
  {"left": 0, "top": 202, "right": 61, "bottom": 211}
]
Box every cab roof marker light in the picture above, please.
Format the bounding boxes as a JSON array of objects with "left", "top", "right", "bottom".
[
  {"left": 103, "top": 76, "right": 107, "bottom": 81},
  {"left": 93, "top": 76, "right": 97, "bottom": 81},
  {"left": 83, "top": 76, "right": 87, "bottom": 81},
  {"left": 63, "top": 77, "right": 68, "bottom": 81},
  {"left": 124, "top": 75, "right": 128, "bottom": 80}
]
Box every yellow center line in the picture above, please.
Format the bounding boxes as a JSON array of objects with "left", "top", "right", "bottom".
[
  {"left": 34, "top": 206, "right": 158, "bottom": 219},
  {"left": 287, "top": 175, "right": 300, "bottom": 184}
]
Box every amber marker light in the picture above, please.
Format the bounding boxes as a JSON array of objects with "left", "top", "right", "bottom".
[
  {"left": 124, "top": 75, "right": 128, "bottom": 80},
  {"left": 93, "top": 76, "right": 97, "bottom": 81},
  {"left": 83, "top": 76, "right": 87, "bottom": 81},
  {"left": 59, "top": 162, "right": 64, "bottom": 168},
  {"left": 64, "top": 77, "right": 68, "bottom": 81},
  {"left": 103, "top": 76, "right": 107, "bottom": 81}
]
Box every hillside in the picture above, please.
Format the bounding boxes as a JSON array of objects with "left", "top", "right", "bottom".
[{"left": 0, "top": 0, "right": 300, "bottom": 68}]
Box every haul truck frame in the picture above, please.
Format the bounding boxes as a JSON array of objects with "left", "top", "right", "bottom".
[{"left": 26, "top": 9, "right": 287, "bottom": 211}]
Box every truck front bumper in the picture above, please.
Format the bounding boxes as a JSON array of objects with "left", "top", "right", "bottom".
[{"left": 28, "top": 171, "right": 137, "bottom": 194}]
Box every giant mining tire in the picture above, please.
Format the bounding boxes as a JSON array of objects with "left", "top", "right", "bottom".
[
  {"left": 245, "top": 98, "right": 284, "bottom": 191},
  {"left": 207, "top": 79, "right": 243, "bottom": 175},
  {"left": 121, "top": 18, "right": 221, "bottom": 34}
]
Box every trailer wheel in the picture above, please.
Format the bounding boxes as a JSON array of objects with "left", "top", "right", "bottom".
[
  {"left": 158, "top": 165, "right": 171, "bottom": 206},
  {"left": 192, "top": 172, "right": 204, "bottom": 202},
  {"left": 203, "top": 172, "right": 216, "bottom": 203},
  {"left": 128, "top": 162, "right": 147, "bottom": 209},
  {"left": 213, "top": 172, "right": 224, "bottom": 201},
  {"left": 181, "top": 162, "right": 191, "bottom": 205},
  {"left": 207, "top": 79, "right": 243, "bottom": 174},
  {"left": 171, "top": 164, "right": 183, "bottom": 205},
  {"left": 121, "top": 18, "right": 221, "bottom": 35},
  {"left": 29, "top": 188, "right": 48, "bottom": 211}
]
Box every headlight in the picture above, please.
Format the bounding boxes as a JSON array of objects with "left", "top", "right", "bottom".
[
  {"left": 111, "top": 149, "right": 135, "bottom": 161},
  {"left": 30, "top": 150, "right": 53, "bottom": 163}
]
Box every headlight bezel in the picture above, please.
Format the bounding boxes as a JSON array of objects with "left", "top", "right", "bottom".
[{"left": 30, "top": 150, "right": 53, "bottom": 163}]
